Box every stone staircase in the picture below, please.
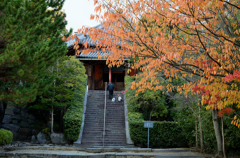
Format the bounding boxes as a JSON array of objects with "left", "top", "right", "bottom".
[{"left": 81, "top": 90, "right": 126, "bottom": 147}]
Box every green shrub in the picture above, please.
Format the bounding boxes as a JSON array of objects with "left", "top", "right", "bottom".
[
  {"left": 63, "top": 86, "right": 86, "bottom": 142},
  {"left": 129, "top": 120, "right": 188, "bottom": 148},
  {"left": 63, "top": 103, "right": 83, "bottom": 141},
  {"left": 128, "top": 112, "right": 144, "bottom": 122},
  {"left": 42, "top": 127, "right": 50, "bottom": 134},
  {"left": 0, "top": 129, "right": 13, "bottom": 145},
  {"left": 62, "top": 59, "right": 87, "bottom": 142},
  {"left": 173, "top": 100, "right": 240, "bottom": 155},
  {"left": 125, "top": 76, "right": 168, "bottom": 121},
  {"left": 125, "top": 75, "right": 188, "bottom": 148}
]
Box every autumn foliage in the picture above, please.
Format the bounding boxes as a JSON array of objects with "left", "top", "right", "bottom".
[{"left": 74, "top": 0, "right": 240, "bottom": 127}]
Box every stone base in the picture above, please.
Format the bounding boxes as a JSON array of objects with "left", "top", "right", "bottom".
[{"left": 50, "top": 133, "right": 68, "bottom": 144}]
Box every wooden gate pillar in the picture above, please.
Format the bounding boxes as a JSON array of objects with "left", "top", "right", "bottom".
[{"left": 109, "top": 68, "right": 112, "bottom": 82}]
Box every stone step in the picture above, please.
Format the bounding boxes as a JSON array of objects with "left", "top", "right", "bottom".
[
  {"left": 105, "top": 120, "right": 124, "bottom": 122},
  {"left": 105, "top": 126, "right": 125, "bottom": 127},
  {"left": 82, "top": 130, "right": 103, "bottom": 133},
  {"left": 105, "top": 119, "right": 124, "bottom": 120},
  {"left": 105, "top": 135, "right": 125, "bottom": 140},
  {"left": 105, "top": 128, "right": 125, "bottom": 130},
  {"left": 84, "top": 123, "right": 104, "bottom": 125},
  {"left": 84, "top": 121, "right": 123, "bottom": 122},
  {"left": 84, "top": 122, "right": 104, "bottom": 124},
  {"left": 83, "top": 131, "right": 124, "bottom": 134},
  {"left": 105, "top": 134, "right": 125, "bottom": 136},
  {"left": 104, "top": 137, "right": 126, "bottom": 140},
  {"left": 82, "top": 137, "right": 126, "bottom": 142},
  {"left": 105, "top": 126, "right": 125, "bottom": 128},
  {"left": 81, "top": 140, "right": 103, "bottom": 143},
  {"left": 105, "top": 131, "right": 125, "bottom": 133},
  {"left": 105, "top": 124, "right": 125, "bottom": 125},
  {"left": 82, "top": 129, "right": 104, "bottom": 131},
  {"left": 83, "top": 133, "right": 125, "bottom": 136},
  {"left": 81, "top": 90, "right": 126, "bottom": 147},
  {"left": 82, "top": 137, "right": 102, "bottom": 140},
  {"left": 105, "top": 131, "right": 125, "bottom": 132},
  {"left": 82, "top": 131, "right": 103, "bottom": 133},
  {"left": 105, "top": 118, "right": 124, "bottom": 120}
]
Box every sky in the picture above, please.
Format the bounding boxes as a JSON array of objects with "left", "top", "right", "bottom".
[{"left": 62, "top": 0, "right": 100, "bottom": 33}]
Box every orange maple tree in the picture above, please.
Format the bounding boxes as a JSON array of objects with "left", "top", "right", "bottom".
[
  {"left": 69, "top": 0, "right": 240, "bottom": 155},
  {"left": 77, "top": 0, "right": 240, "bottom": 125}
]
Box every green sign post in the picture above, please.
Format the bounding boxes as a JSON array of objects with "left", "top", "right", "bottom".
[{"left": 144, "top": 121, "right": 154, "bottom": 148}]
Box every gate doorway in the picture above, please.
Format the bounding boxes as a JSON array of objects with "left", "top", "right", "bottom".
[{"left": 103, "top": 66, "right": 125, "bottom": 91}]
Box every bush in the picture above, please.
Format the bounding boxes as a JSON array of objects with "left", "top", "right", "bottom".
[
  {"left": 61, "top": 58, "right": 87, "bottom": 142},
  {"left": 63, "top": 85, "right": 86, "bottom": 142},
  {"left": 125, "top": 75, "right": 188, "bottom": 148},
  {"left": 125, "top": 76, "right": 168, "bottom": 121},
  {"left": 173, "top": 101, "right": 240, "bottom": 155},
  {"left": 63, "top": 102, "right": 83, "bottom": 142},
  {"left": 0, "top": 129, "right": 13, "bottom": 145},
  {"left": 129, "top": 120, "right": 188, "bottom": 148}
]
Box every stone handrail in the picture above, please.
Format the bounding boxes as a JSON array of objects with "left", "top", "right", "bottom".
[
  {"left": 123, "top": 92, "right": 134, "bottom": 145},
  {"left": 103, "top": 82, "right": 107, "bottom": 147},
  {"left": 74, "top": 85, "right": 88, "bottom": 144}
]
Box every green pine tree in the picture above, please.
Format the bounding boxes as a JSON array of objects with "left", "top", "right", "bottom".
[
  {"left": 29, "top": 56, "right": 87, "bottom": 133},
  {"left": 0, "top": 0, "right": 71, "bottom": 104}
]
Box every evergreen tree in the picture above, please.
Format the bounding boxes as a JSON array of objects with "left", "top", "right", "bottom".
[
  {"left": 0, "top": 0, "right": 71, "bottom": 104},
  {"left": 29, "top": 56, "right": 87, "bottom": 133}
]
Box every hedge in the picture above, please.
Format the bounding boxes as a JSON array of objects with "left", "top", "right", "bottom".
[
  {"left": 125, "top": 75, "right": 188, "bottom": 148},
  {"left": 63, "top": 71, "right": 87, "bottom": 142},
  {"left": 63, "top": 105, "right": 83, "bottom": 141},
  {"left": 63, "top": 87, "right": 86, "bottom": 142},
  {"left": 0, "top": 129, "right": 13, "bottom": 145},
  {"left": 129, "top": 120, "right": 188, "bottom": 148}
]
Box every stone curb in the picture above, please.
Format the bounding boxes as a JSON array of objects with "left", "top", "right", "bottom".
[
  {"left": 74, "top": 85, "right": 88, "bottom": 145},
  {"left": 0, "top": 152, "right": 156, "bottom": 158},
  {"left": 123, "top": 92, "right": 134, "bottom": 145},
  {"left": 3, "top": 146, "right": 85, "bottom": 152},
  {"left": 152, "top": 148, "right": 192, "bottom": 152},
  {"left": 0, "top": 152, "right": 214, "bottom": 158},
  {"left": 3, "top": 146, "right": 194, "bottom": 153},
  {"left": 0, "top": 146, "right": 214, "bottom": 158}
]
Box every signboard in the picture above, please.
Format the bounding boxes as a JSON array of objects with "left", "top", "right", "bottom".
[
  {"left": 144, "top": 121, "right": 154, "bottom": 128},
  {"left": 144, "top": 121, "right": 154, "bottom": 148}
]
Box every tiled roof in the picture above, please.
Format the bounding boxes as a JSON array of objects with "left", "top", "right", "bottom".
[
  {"left": 76, "top": 50, "right": 110, "bottom": 58},
  {"left": 66, "top": 34, "right": 93, "bottom": 48},
  {"left": 66, "top": 24, "right": 105, "bottom": 48},
  {"left": 67, "top": 24, "right": 125, "bottom": 60}
]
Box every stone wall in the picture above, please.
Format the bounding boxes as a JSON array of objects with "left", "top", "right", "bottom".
[
  {"left": 0, "top": 101, "right": 5, "bottom": 124},
  {"left": 1, "top": 106, "right": 40, "bottom": 141}
]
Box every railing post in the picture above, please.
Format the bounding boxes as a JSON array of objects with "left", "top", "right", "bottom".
[{"left": 103, "top": 82, "right": 107, "bottom": 147}]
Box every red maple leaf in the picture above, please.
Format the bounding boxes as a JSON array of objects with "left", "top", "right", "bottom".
[
  {"left": 192, "top": 86, "right": 200, "bottom": 92},
  {"left": 199, "top": 90, "right": 210, "bottom": 96},
  {"left": 218, "top": 108, "right": 235, "bottom": 117}
]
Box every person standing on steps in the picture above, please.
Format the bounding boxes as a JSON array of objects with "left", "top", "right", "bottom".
[{"left": 106, "top": 82, "right": 115, "bottom": 99}]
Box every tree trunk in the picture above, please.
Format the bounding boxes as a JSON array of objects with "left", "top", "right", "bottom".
[
  {"left": 199, "top": 115, "right": 204, "bottom": 152},
  {"left": 51, "top": 106, "right": 54, "bottom": 133},
  {"left": 212, "top": 109, "right": 223, "bottom": 158},
  {"left": 195, "top": 120, "right": 199, "bottom": 148},
  {"left": 199, "top": 105, "right": 204, "bottom": 152},
  {"left": 60, "top": 109, "right": 63, "bottom": 132},
  {"left": 221, "top": 117, "right": 226, "bottom": 158}
]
